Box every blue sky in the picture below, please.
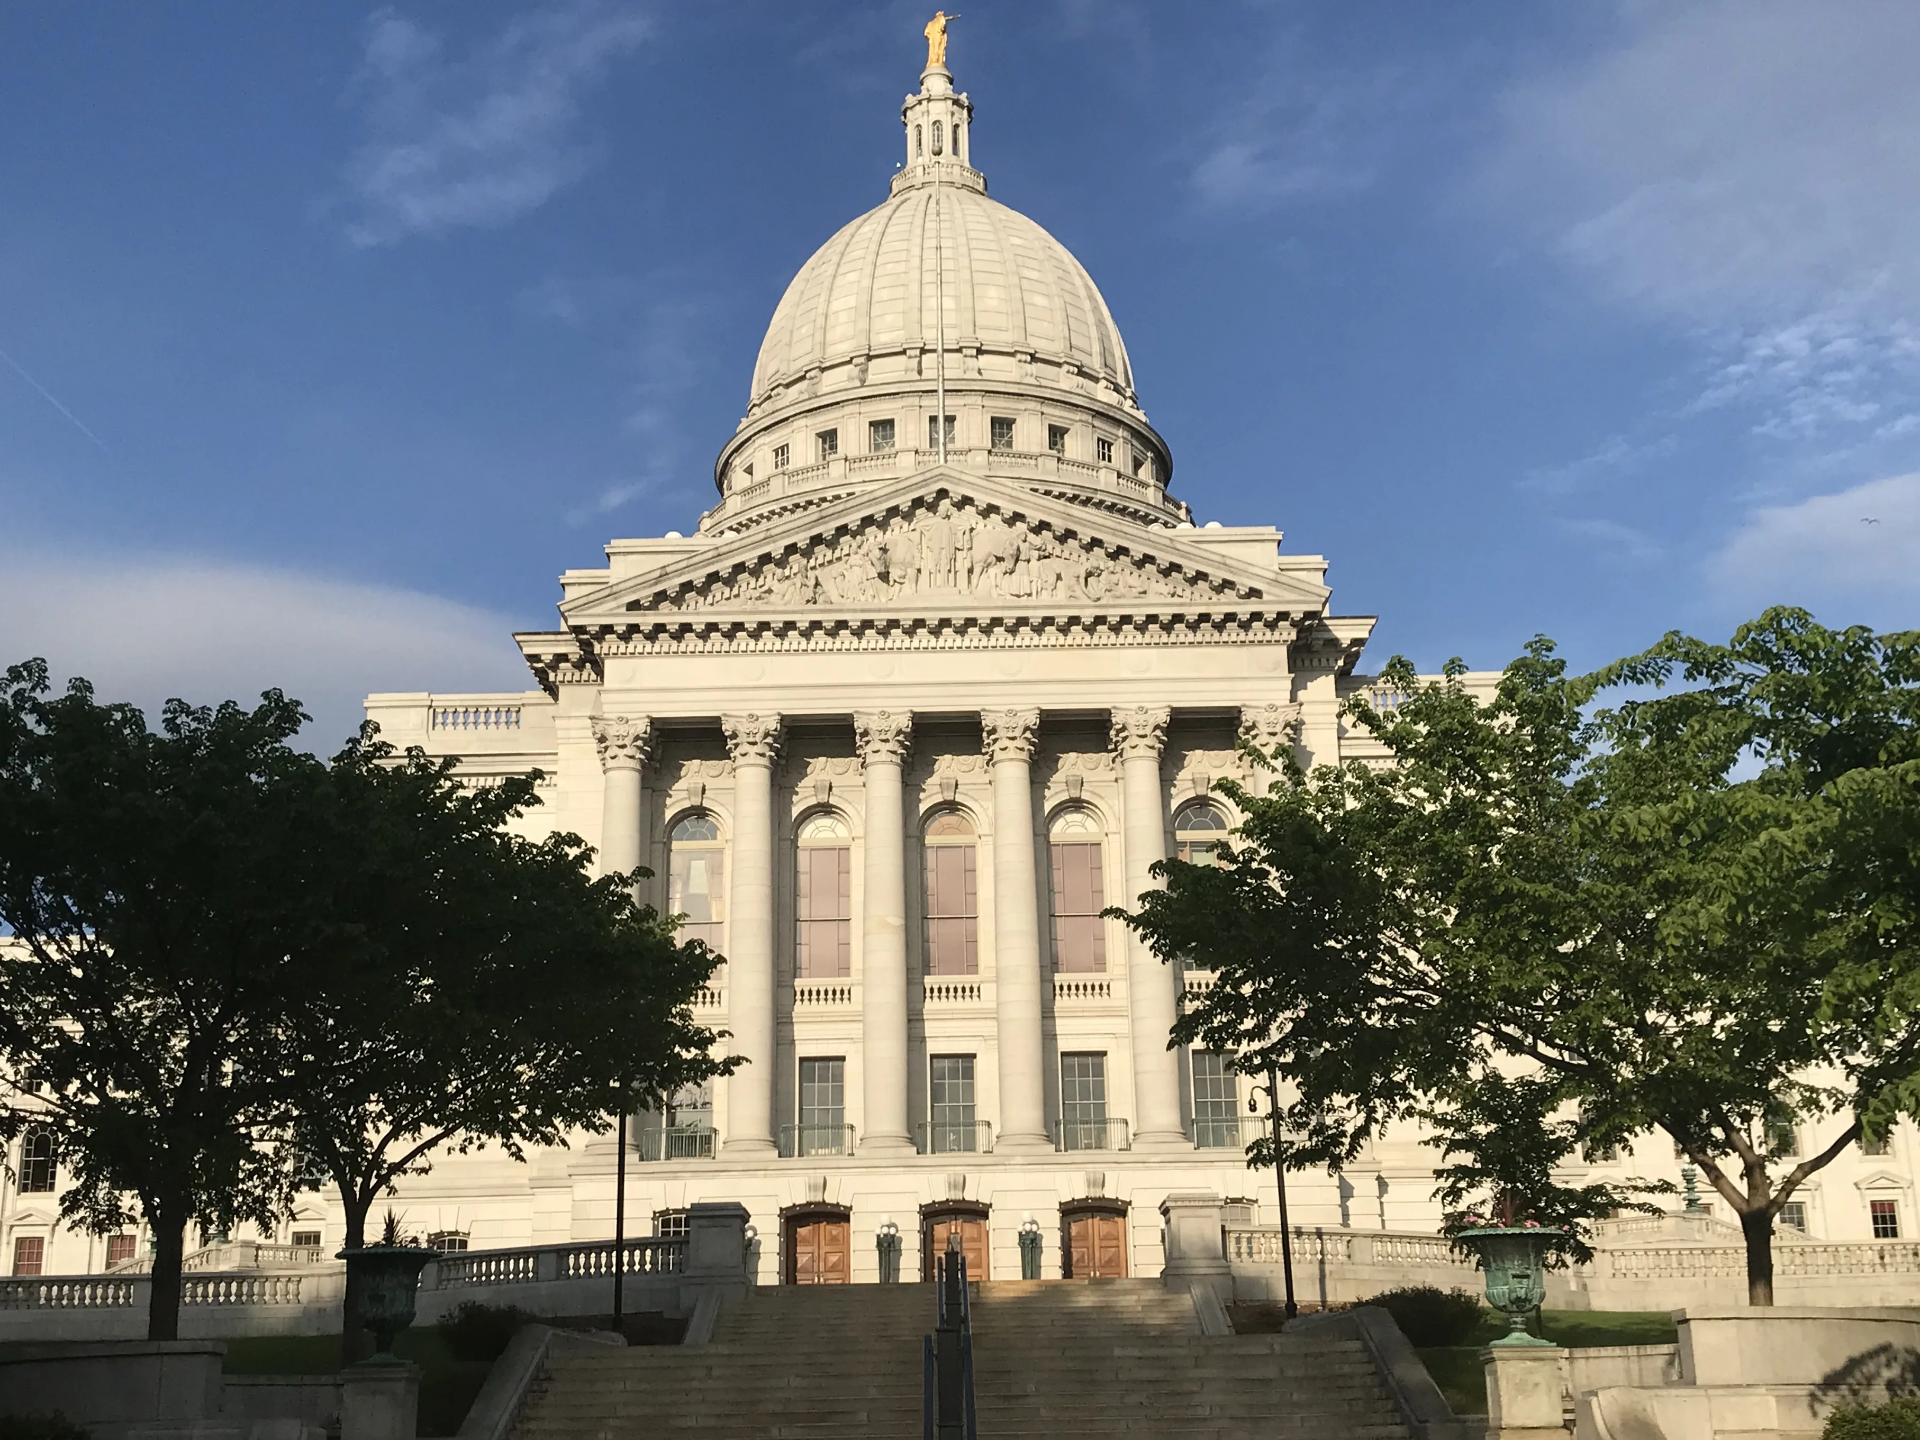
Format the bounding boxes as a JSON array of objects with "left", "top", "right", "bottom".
[{"left": 2, "top": 1, "right": 1917, "bottom": 745}]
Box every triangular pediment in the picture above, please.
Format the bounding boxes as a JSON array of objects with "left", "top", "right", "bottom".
[{"left": 563, "top": 469, "right": 1328, "bottom": 627}]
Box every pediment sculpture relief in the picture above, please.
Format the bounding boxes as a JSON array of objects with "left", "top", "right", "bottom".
[{"left": 633, "top": 497, "right": 1251, "bottom": 614}]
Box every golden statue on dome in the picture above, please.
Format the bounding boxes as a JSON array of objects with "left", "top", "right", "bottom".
[{"left": 924, "top": 11, "right": 959, "bottom": 68}]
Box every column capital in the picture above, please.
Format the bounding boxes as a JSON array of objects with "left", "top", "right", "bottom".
[
  {"left": 981, "top": 707, "right": 1040, "bottom": 764},
  {"left": 854, "top": 709, "right": 914, "bottom": 766},
  {"left": 591, "top": 714, "right": 652, "bottom": 772},
  {"left": 1239, "top": 702, "right": 1303, "bottom": 750},
  {"left": 722, "top": 712, "right": 784, "bottom": 766},
  {"left": 1110, "top": 705, "right": 1170, "bottom": 761}
]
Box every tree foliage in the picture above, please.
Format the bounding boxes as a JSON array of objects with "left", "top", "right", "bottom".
[{"left": 1125, "top": 609, "right": 1920, "bottom": 1306}]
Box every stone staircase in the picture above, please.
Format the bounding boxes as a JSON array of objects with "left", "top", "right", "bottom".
[{"left": 510, "top": 1278, "right": 1413, "bottom": 1439}]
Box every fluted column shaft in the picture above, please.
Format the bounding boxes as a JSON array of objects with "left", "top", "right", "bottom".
[
  {"left": 722, "top": 713, "right": 781, "bottom": 1156},
  {"left": 856, "top": 711, "right": 914, "bottom": 1155},
  {"left": 592, "top": 716, "right": 652, "bottom": 883},
  {"left": 983, "top": 708, "right": 1050, "bottom": 1153},
  {"left": 1113, "top": 705, "right": 1187, "bottom": 1148}
]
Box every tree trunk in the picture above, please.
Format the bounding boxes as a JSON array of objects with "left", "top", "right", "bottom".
[
  {"left": 1740, "top": 1205, "right": 1775, "bottom": 1306},
  {"left": 147, "top": 1210, "right": 186, "bottom": 1341},
  {"left": 339, "top": 1192, "right": 374, "bottom": 1365}
]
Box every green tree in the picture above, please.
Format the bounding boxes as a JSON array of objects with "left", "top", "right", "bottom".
[
  {"left": 1126, "top": 611, "right": 1920, "bottom": 1307},
  {"left": 282, "top": 731, "right": 729, "bottom": 1358},
  {"left": 0, "top": 660, "right": 318, "bottom": 1339}
]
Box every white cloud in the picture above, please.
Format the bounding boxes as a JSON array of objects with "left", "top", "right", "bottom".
[
  {"left": 1524, "top": 432, "right": 1677, "bottom": 496},
  {"left": 0, "top": 547, "right": 533, "bottom": 752},
  {"left": 1558, "top": 516, "right": 1663, "bottom": 566},
  {"left": 339, "top": 2, "right": 651, "bottom": 247},
  {"left": 1483, "top": 1, "right": 1920, "bottom": 440},
  {"left": 1708, "top": 473, "right": 1920, "bottom": 617}
]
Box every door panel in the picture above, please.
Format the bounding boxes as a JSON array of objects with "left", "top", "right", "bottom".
[
  {"left": 1065, "top": 1214, "right": 1127, "bottom": 1278},
  {"left": 924, "top": 1215, "right": 989, "bottom": 1281},
  {"left": 790, "top": 1219, "right": 851, "bottom": 1284}
]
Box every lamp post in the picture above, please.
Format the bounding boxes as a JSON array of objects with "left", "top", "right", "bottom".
[
  {"left": 611, "top": 1081, "right": 643, "bottom": 1330},
  {"left": 1249, "top": 1065, "right": 1297, "bottom": 1319},
  {"left": 1018, "top": 1215, "right": 1042, "bottom": 1280},
  {"left": 877, "top": 1219, "right": 902, "bottom": 1283}
]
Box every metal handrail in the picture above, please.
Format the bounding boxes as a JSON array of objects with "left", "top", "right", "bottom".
[
  {"left": 924, "top": 1242, "right": 977, "bottom": 1440},
  {"left": 777, "top": 1123, "right": 857, "bottom": 1158},
  {"left": 914, "top": 1120, "right": 994, "bottom": 1155},
  {"left": 1053, "top": 1117, "right": 1130, "bottom": 1152},
  {"left": 1188, "top": 1114, "right": 1265, "bottom": 1149},
  {"left": 636, "top": 1125, "right": 717, "bottom": 1161}
]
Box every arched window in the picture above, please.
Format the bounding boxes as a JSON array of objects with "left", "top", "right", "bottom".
[
  {"left": 954, "top": 122, "right": 964, "bottom": 160},
  {"left": 931, "top": 120, "right": 944, "bottom": 156},
  {"left": 923, "top": 810, "right": 977, "bottom": 975},
  {"left": 796, "top": 812, "right": 852, "bottom": 979},
  {"left": 1173, "top": 801, "right": 1228, "bottom": 864},
  {"left": 18, "top": 1129, "right": 55, "bottom": 1194},
  {"left": 1048, "top": 809, "right": 1106, "bottom": 973},
  {"left": 915, "top": 124, "right": 924, "bottom": 158},
  {"left": 669, "top": 812, "right": 726, "bottom": 951}
]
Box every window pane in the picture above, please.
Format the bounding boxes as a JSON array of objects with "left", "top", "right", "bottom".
[
  {"left": 870, "top": 418, "right": 896, "bottom": 452},
  {"left": 671, "top": 845, "right": 726, "bottom": 951},
  {"left": 990, "top": 416, "right": 1015, "bottom": 450},
  {"left": 1048, "top": 424, "right": 1068, "bottom": 455},
  {"left": 1192, "top": 1052, "right": 1240, "bottom": 1147},
  {"left": 106, "top": 1234, "right": 138, "bottom": 1266},
  {"left": 798, "top": 846, "right": 852, "bottom": 978},
  {"left": 925, "top": 844, "right": 978, "bottom": 975},
  {"left": 928, "top": 415, "right": 956, "bottom": 448},
  {"left": 19, "top": 1131, "right": 55, "bottom": 1193},
  {"left": 1871, "top": 1199, "right": 1900, "bottom": 1239},
  {"left": 1779, "top": 1202, "right": 1807, "bottom": 1233},
  {"left": 12, "top": 1237, "right": 44, "bottom": 1276},
  {"left": 1060, "top": 1054, "right": 1108, "bottom": 1124},
  {"left": 800, "top": 1058, "right": 846, "bottom": 1130},
  {"left": 1050, "top": 842, "right": 1106, "bottom": 973}
]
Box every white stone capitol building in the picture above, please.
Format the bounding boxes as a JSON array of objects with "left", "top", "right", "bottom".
[{"left": 367, "top": 52, "right": 1392, "bottom": 1286}]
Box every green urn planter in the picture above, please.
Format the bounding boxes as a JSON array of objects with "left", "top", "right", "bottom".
[
  {"left": 1456, "top": 1227, "right": 1563, "bottom": 1347},
  {"left": 338, "top": 1245, "right": 440, "bottom": 1360}
]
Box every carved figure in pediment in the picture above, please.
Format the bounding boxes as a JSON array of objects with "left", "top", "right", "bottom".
[
  {"left": 955, "top": 518, "right": 974, "bottom": 591},
  {"left": 921, "top": 499, "right": 957, "bottom": 589}
]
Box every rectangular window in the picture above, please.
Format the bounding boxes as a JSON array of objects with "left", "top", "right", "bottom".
[
  {"left": 1871, "top": 1199, "right": 1901, "bottom": 1239},
  {"left": 1778, "top": 1202, "right": 1807, "bottom": 1234},
  {"left": 925, "top": 845, "right": 979, "bottom": 975},
  {"left": 1047, "top": 424, "right": 1068, "bottom": 455},
  {"left": 815, "top": 428, "right": 838, "bottom": 461},
  {"left": 667, "top": 1081, "right": 712, "bottom": 1132},
  {"left": 288, "top": 1231, "right": 321, "bottom": 1251},
  {"left": 799, "top": 1057, "right": 846, "bottom": 1155},
  {"left": 869, "top": 418, "right": 896, "bottom": 452},
  {"left": 1096, "top": 437, "right": 1114, "bottom": 465},
  {"left": 1767, "top": 1122, "right": 1800, "bottom": 1157},
  {"left": 929, "top": 1055, "right": 978, "bottom": 1153},
  {"left": 797, "top": 846, "right": 852, "bottom": 978},
  {"left": 427, "top": 1231, "right": 470, "bottom": 1252},
  {"left": 1132, "top": 448, "right": 1148, "bottom": 478},
  {"left": 773, "top": 443, "right": 790, "bottom": 470},
  {"left": 1191, "top": 1052, "right": 1240, "bottom": 1148},
  {"left": 1862, "top": 1128, "right": 1894, "bottom": 1157},
  {"left": 990, "top": 416, "right": 1015, "bottom": 450},
  {"left": 1049, "top": 841, "right": 1106, "bottom": 973},
  {"left": 929, "top": 414, "right": 956, "bottom": 449},
  {"left": 1060, "top": 1053, "right": 1108, "bottom": 1150},
  {"left": 669, "top": 846, "right": 726, "bottom": 952},
  {"left": 105, "top": 1234, "right": 138, "bottom": 1267},
  {"left": 654, "top": 1209, "right": 690, "bottom": 1240},
  {"left": 18, "top": 1131, "right": 55, "bottom": 1193},
  {"left": 12, "top": 1237, "right": 44, "bottom": 1276}
]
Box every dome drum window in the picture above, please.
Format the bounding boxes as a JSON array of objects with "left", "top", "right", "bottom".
[
  {"left": 990, "top": 416, "right": 1016, "bottom": 451},
  {"left": 815, "top": 428, "right": 838, "bottom": 461},
  {"left": 869, "top": 418, "right": 896, "bottom": 453},
  {"left": 929, "top": 414, "right": 956, "bottom": 450},
  {"left": 1048, "top": 424, "right": 1069, "bottom": 456},
  {"left": 773, "top": 443, "right": 790, "bottom": 471},
  {"left": 1096, "top": 437, "right": 1114, "bottom": 465},
  {"left": 932, "top": 120, "right": 944, "bottom": 155}
]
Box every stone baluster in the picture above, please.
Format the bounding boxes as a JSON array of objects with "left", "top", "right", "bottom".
[
  {"left": 1238, "top": 703, "right": 1303, "bottom": 798},
  {"left": 983, "top": 708, "right": 1050, "bottom": 1153},
  {"left": 856, "top": 710, "right": 915, "bottom": 1155},
  {"left": 591, "top": 715, "right": 652, "bottom": 883},
  {"left": 1112, "top": 704, "right": 1187, "bottom": 1148},
  {"left": 721, "top": 712, "right": 782, "bottom": 1156}
]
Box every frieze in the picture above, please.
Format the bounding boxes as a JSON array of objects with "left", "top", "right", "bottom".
[{"left": 631, "top": 496, "right": 1251, "bottom": 614}]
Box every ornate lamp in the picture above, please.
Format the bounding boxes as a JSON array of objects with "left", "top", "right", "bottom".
[
  {"left": 877, "top": 1219, "right": 902, "bottom": 1284},
  {"left": 1018, "top": 1216, "right": 1042, "bottom": 1280}
]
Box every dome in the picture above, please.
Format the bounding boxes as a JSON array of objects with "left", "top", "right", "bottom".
[{"left": 749, "top": 183, "right": 1137, "bottom": 408}]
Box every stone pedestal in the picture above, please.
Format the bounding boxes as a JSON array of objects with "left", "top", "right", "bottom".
[
  {"left": 341, "top": 1362, "right": 419, "bottom": 1440},
  {"left": 1483, "top": 1343, "right": 1568, "bottom": 1440},
  {"left": 1159, "top": 1192, "right": 1231, "bottom": 1297}
]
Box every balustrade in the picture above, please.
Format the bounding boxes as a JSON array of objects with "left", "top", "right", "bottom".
[
  {"left": 432, "top": 704, "right": 522, "bottom": 731},
  {"left": 0, "top": 1277, "right": 136, "bottom": 1309}
]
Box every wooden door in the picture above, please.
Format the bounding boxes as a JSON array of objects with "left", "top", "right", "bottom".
[
  {"left": 924, "top": 1215, "right": 989, "bottom": 1281},
  {"left": 790, "top": 1219, "right": 851, "bottom": 1284},
  {"left": 1065, "top": 1213, "right": 1127, "bottom": 1278}
]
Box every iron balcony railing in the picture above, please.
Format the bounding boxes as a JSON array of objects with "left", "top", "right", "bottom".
[
  {"left": 635, "top": 1125, "right": 716, "bottom": 1161},
  {"left": 915, "top": 1121, "right": 995, "bottom": 1156},
  {"left": 1053, "top": 1117, "right": 1130, "bottom": 1153},
  {"left": 1190, "top": 1114, "right": 1267, "bottom": 1149},
  {"left": 778, "top": 1123, "right": 857, "bottom": 1158}
]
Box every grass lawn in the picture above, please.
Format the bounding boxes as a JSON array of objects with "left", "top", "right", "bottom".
[
  {"left": 221, "top": 1329, "right": 491, "bottom": 1438},
  {"left": 1415, "top": 1310, "right": 1682, "bottom": 1417}
]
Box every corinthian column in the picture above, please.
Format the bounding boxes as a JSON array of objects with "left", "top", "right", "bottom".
[
  {"left": 983, "top": 707, "right": 1050, "bottom": 1153},
  {"left": 721, "top": 712, "right": 782, "bottom": 1156},
  {"left": 856, "top": 710, "right": 915, "bottom": 1155},
  {"left": 1112, "top": 704, "right": 1187, "bottom": 1149},
  {"left": 1239, "top": 702, "right": 1303, "bottom": 798},
  {"left": 592, "top": 715, "right": 652, "bottom": 883}
]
